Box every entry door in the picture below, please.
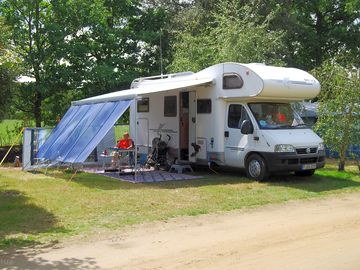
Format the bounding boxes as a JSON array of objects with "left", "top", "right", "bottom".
[
  {"left": 224, "top": 104, "right": 249, "bottom": 168},
  {"left": 188, "top": 91, "right": 196, "bottom": 162},
  {"left": 180, "top": 92, "right": 189, "bottom": 160},
  {"left": 136, "top": 118, "right": 149, "bottom": 154},
  {"left": 179, "top": 91, "right": 196, "bottom": 161}
]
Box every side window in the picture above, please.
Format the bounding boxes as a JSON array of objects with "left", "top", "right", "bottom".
[
  {"left": 164, "top": 96, "right": 177, "bottom": 117},
  {"left": 228, "top": 104, "right": 249, "bottom": 129},
  {"left": 197, "top": 99, "right": 211, "bottom": 114},
  {"left": 223, "top": 73, "right": 244, "bottom": 89},
  {"left": 137, "top": 98, "right": 149, "bottom": 112}
]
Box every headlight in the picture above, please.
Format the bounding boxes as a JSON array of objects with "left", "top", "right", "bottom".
[
  {"left": 318, "top": 142, "right": 325, "bottom": 151},
  {"left": 274, "top": 144, "right": 295, "bottom": 152}
]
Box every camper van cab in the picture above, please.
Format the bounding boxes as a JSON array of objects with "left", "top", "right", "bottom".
[{"left": 128, "top": 62, "right": 325, "bottom": 181}]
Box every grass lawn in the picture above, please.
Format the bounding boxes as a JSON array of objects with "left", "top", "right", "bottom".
[
  {"left": 114, "top": 124, "right": 129, "bottom": 141},
  {"left": 0, "top": 120, "right": 128, "bottom": 147},
  {"left": 0, "top": 163, "right": 359, "bottom": 249},
  {"left": 0, "top": 120, "right": 23, "bottom": 146}
]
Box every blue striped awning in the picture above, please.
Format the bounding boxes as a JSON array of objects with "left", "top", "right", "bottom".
[{"left": 37, "top": 99, "right": 132, "bottom": 163}]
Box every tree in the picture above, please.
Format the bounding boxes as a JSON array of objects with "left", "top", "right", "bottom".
[
  {"left": 169, "top": 0, "right": 285, "bottom": 72},
  {"left": 278, "top": 0, "right": 360, "bottom": 70},
  {"left": 0, "top": 16, "right": 18, "bottom": 121},
  {"left": 1, "top": 0, "right": 171, "bottom": 126},
  {"left": 314, "top": 60, "right": 360, "bottom": 171},
  {"left": 1, "top": 0, "right": 73, "bottom": 126},
  {"left": 171, "top": 0, "right": 360, "bottom": 70}
]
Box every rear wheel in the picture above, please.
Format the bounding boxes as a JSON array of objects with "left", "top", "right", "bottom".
[
  {"left": 295, "top": 169, "right": 315, "bottom": 177},
  {"left": 246, "top": 154, "right": 269, "bottom": 181}
]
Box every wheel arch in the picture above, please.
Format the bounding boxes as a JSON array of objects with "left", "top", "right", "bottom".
[{"left": 245, "top": 151, "right": 267, "bottom": 167}]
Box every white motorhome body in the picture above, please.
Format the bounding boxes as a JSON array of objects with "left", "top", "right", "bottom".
[{"left": 76, "top": 62, "right": 325, "bottom": 180}]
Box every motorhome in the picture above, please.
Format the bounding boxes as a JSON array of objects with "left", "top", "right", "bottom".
[{"left": 61, "top": 62, "right": 326, "bottom": 181}]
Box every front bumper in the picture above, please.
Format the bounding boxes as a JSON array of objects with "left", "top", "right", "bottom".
[{"left": 260, "top": 150, "right": 326, "bottom": 172}]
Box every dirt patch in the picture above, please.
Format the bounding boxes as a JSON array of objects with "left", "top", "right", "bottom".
[{"left": 3, "top": 193, "right": 360, "bottom": 270}]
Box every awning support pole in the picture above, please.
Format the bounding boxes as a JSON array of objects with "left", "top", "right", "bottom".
[{"left": 134, "top": 98, "right": 138, "bottom": 182}]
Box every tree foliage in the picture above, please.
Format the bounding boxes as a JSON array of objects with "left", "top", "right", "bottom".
[
  {"left": 1, "top": 0, "right": 360, "bottom": 134},
  {"left": 168, "top": 0, "right": 360, "bottom": 72},
  {"left": 277, "top": 0, "right": 360, "bottom": 69},
  {"left": 169, "top": 0, "right": 285, "bottom": 72},
  {"left": 1, "top": 0, "right": 170, "bottom": 126},
  {"left": 1, "top": 0, "right": 71, "bottom": 126},
  {"left": 0, "top": 16, "right": 18, "bottom": 121},
  {"left": 314, "top": 60, "right": 360, "bottom": 170}
]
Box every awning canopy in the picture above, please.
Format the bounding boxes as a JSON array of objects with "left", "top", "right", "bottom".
[
  {"left": 37, "top": 99, "right": 132, "bottom": 164},
  {"left": 73, "top": 76, "right": 214, "bottom": 105}
]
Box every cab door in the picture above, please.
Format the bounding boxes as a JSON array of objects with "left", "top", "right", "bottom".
[{"left": 224, "top": 103, "right": 250, "bottom": 168}]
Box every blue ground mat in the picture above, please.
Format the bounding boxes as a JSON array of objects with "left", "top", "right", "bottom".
[{"left": 86, "top": 169, "right": 201, "bottom": 183}]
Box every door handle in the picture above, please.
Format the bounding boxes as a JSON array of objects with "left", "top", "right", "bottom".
[{"left": 224, "top": 131, "right": 229, "bottom": 137}]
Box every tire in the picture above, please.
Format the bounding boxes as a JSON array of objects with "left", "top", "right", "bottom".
[
  {"left": 246, "top": 154, "right": 269, "bottom": 181},
  {"left": 294, "top": 169, "right": 315, "bottom": 177}
]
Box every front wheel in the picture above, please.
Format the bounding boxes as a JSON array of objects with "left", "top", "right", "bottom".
[
  {"left": 295, "top": 169, "right": 315, "bottom": 177},
  {"left": 246, "top": 154, "right": 269, "bottom": 181}
]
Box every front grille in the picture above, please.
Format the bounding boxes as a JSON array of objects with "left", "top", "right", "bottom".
[
  {"left": 288, "top": 159, "right": 299, "bottom": 164},
  {"left": 296, "top": 147, "right": 317, "bottom": 154},
  {"left": 300, "top": 157, "right": 318, "bottom": 164}
]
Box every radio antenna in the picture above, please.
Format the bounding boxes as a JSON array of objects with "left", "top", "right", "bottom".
[{"left": 160, "top": 28, "right": 163, "bottom": 77}]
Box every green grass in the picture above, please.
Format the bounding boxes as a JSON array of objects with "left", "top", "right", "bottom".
[
  {"left": 0, "top": 120, "right": 23, "bottom": 146},
  {"left": 114, "top": 124, "right": 129, "bottom": 141},
  {"left": 0, "top": 163, "right": 359, "bottom": 249},
  {"left": 0, "top": 120, "right": 128, "bottom": 147}
]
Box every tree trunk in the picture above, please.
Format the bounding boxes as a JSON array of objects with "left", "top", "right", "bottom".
[
  {"left": 34, "top": 89, "right": 42, "bottom": 127},
  {"left": 337, "top": 105, "right": 353, "bottom": 172},
  {"left": 338, "top": 160, "right": 345, "bottom": 171},
  {"left": 338, "top": 148, "right": 346, "bottom": 171}
]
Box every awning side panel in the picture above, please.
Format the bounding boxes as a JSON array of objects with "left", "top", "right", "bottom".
[
  {"left": 48, "top": 103, "right": 105, "bottom": 162},
  {"left": 41, "top": 104, "right": 93, "bottom": 161},
  {"left": 65, "top": 100, "right": 131, "bottom": 163},
  {"left": 37, "top": 100, "right": 132, "bottom": 163},
  {"left": 37, "top": 105, "right": 80, "bottom": 159}
]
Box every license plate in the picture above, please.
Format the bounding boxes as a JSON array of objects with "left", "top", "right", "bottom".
[{"left": 302, "top": 163, "right": 317, "bottom": 170}]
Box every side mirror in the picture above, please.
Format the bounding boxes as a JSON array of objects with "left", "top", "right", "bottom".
[{"left": 240, "top": 120, "right": 253, "bottom": 134}]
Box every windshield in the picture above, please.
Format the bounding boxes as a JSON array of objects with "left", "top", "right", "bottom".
[{"left": 248, "top": 103, "right": 306, "bottom": 129}]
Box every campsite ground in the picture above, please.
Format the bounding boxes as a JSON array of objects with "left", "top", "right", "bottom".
[
  {"left": 0, "top": 162, "right": 359, "bottom": 269},
  {"left": 2, "top": 190, "right": 360, "bottom": 269}
]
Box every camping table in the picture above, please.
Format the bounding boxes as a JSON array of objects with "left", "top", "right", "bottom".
[
  {"left": 100, "top": 153, "right": 113, "bottom": 169},
  {"left": 108, "top": 147, "right": 136, "bottom": 173}
]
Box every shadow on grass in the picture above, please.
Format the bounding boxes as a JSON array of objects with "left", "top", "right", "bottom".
[
  {"left": 0, "top": 189, "right": 68, "bottom": 249},
  {"left": 66, "top": 166, "right": 360, "bottom": 194},
  {"left": 268, "top": 168, "right": 360, "bottom": 193},
  {"left": 0, "top": 250, "right": 98, "bottom": 270}
]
